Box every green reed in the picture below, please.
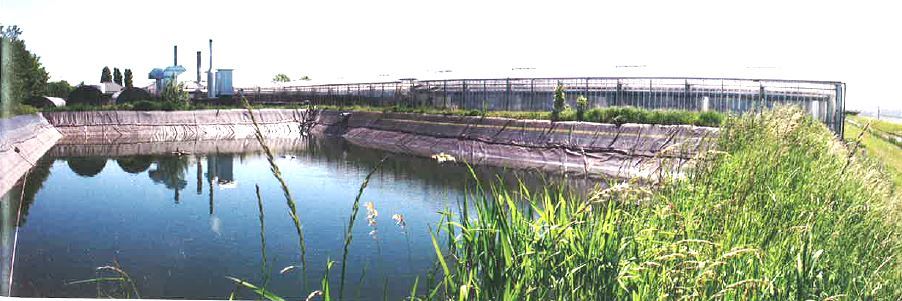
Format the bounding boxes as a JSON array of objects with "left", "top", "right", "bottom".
[
  {"left": 420, "top": 107, "right": 901, "bottom": 300},
  {"left": 243, "top": 97, "right": 307, "bottom": 270},
  {"left": 338, "top": 157, "right": 388, "bottom": 300}
]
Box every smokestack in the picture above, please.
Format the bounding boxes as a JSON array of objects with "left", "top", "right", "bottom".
[
  {"left": 196, "top": 51, "right": 201, "bottom": 83},
  {"left": 173, "top": 45, "right": 178, "bottom": 66},
  {"left": 208, "top": 39, "right": 213, "bottom": 73},
  {"left": 207, "top": 39, "right": 215, "bottom": 98}
]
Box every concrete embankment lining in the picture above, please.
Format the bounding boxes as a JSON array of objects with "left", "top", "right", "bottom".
[
  {"left": 1, "top": 109, "right": 716, "bottom": 196},
  {"left": 43, "top": 109, "right": 314, "bottom": 144},
  {"left": 0, "top": 114, "right": 62, "bottom": 196},
  {"left": 335, "top": 111, "right": 716, "bottom": 178}
]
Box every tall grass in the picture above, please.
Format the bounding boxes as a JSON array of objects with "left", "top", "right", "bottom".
[
  {"left": 338, "top": 157, "right": 388, "bottom": 300},
  {"left": 422, "top": 107, "right": 900, "bottom": 300},
  {"left": 243, "top": 98, "right": 308, "bottom": 270}
]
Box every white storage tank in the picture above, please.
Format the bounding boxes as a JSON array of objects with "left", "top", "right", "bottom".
[{"left": 215, "top": 69, "right": 234, "bottom": 96}]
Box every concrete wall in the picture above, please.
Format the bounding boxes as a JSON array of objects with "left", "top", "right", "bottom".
[
  {"left": 0, "top": 114, "right": 62, "bottom": 197},
  {"left": 43, "top": 109, "right": 313, "bottom": 145},
  {"left": 335, "top": 111, "right": 716, "bottom": 179},
  {"left": 33, "top": 108, "right": 716, "bottom": 181}
]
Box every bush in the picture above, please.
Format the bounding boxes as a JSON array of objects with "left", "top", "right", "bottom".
[
  {"left": 67, "top": 85, "right": 105, "bottom": 106},
  {"left": 131, "top": 100, "right": 159, "bottom": 111},
  {"left": 696, "top": 111, "right": 724, "bottom": 127},
  {"left": 46, "top": 80, "right": 73, "bottom": 98},
  {"left": 465, "top": 109, "right": 483, "bottom": 117},
  {"left": 551, "top": 82, "right": 566, "bottom": 121},
  {"left": 12, "top": 103, "right": 39, "bottom": 115},
  {"left": 116, "top": 87, "right": 153, "bottom": 103},
  {"left": 161, "top": 81, "right": 189, "bottom": 105},
  {"left": 575, "top": 95, "right": 588, "bottom": 121}
]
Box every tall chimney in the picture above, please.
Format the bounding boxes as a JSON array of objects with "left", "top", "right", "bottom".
[
  {"left": 207, "top": 39, "right": 215, "bottom": 98},
  {"left": 196, "top": 51, "right": 201, "bottom": 83},
  {"left": 173, "top": 45, "right": 178, "bottom": 66},
  {"left": 208, "top": 39, "right": 213, "bottom": 73}
]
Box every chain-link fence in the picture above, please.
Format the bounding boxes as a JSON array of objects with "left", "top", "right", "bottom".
[{"left": 240, "top": 77, "right": 845, "bottom": 135}]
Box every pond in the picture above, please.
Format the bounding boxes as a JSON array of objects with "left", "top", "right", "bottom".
[{"left": 2, "top": 136, "right": 599, "bottom": 299}]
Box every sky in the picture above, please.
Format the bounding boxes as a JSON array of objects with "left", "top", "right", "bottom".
[{"left": 1, "top": 0, "right": 899, "bottom": 112}]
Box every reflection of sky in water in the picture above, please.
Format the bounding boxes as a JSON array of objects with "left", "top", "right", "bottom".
[{"left": 4, "top": 137, "right": 599, "bottom": 299}]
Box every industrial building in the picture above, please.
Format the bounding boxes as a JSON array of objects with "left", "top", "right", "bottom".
[{"left": 147, "top": 40, "right": 233, "bottom": 98}]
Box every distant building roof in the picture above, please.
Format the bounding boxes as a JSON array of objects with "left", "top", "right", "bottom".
[
  {"left": 149, "top": 68, "right": 165, "bottom": 79},
  {"left": 26, "top": 96, "right": 66, "bottom": 108},
  {"left": 163, "top": 66, "right": 186, "bottom": 78},
  {"left": 98, "top": 82, "right": 123, "bottom": 94}
]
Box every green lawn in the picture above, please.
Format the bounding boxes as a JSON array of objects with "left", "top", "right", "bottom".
[
  {"left": 845, "top": 118, "right": 902, "bottom": 187},
  {"left": 850, "top": 115, "right": 902, "bottom": 136}
]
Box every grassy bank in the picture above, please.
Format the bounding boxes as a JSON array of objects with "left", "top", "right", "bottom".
[
  {"left": 317, "top": 104, "right": 724, "bottom": 127},
  {"left": 424, "top": 108, "right": 900, "bottom": 300},
  {"left": 850, "top": 115, "right": 902, "bottom": 136},
  {"left": 844, "top": 119, "right": 902, "bottom": 187},
  {"left": 38, "top": 101, "right": 724, "bottom": 127}
]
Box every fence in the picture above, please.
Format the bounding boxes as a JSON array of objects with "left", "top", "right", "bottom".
[{"left": 239, "top": 77, "right": 846, "bottom": 135}]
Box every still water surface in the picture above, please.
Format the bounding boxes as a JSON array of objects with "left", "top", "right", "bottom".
[{"left": 4, "top": 137, "right": 596, "bottom": 299}]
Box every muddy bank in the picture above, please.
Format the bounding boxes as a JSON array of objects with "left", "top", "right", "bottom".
[
  {"left": 0, "top": 114, "right": 62, "bottom": 197},
  {"left": 37, "top": 109, "right": 716, "bottom": 180}
]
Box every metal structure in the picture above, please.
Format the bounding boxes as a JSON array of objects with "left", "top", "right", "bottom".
[
  {"left": 207, "top": 39, "right": 214, "bottom": 98},
  {"left": 239, "top": 77, "right": 846, "bottom": 135}
]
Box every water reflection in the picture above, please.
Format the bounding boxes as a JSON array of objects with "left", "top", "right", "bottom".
[
  {"left": 5, "top": 135, "right": 602, "bottom": 299},
  {"left": 148, "top": 156, "right": 190, "bottom": 203},
  {"left": 66, "top": 157, "right": 107, "bottom": 177},
  {"left": 116, "top": 156, "right": 153, "bottom": 174}
]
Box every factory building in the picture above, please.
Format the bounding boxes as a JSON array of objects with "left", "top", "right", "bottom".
[{"left": 147, "top": 40, "right": 233, "bottom": 98}]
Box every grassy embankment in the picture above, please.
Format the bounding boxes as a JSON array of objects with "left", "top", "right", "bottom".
[
  {"left": 844, "top": 115, "right": 902, "bottom": 187},
  {"left": 37, "top": 102, "right": 725, "bottom": 127},
  {"left": 418, "top": 108, "right": 901, "bottom": 300}
]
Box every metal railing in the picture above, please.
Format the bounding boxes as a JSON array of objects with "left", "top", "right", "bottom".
[{"left": 239, "top": 77, "right": 846, "bottom": 135}]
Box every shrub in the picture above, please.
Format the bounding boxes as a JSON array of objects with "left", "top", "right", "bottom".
[
  {"left": 116, "top": 87, "right": 154, "bottom": 103},
  {"left": 46, "top": 80, "right": 73, "bottom": 98},
  {"left": 67, "top": 85, "right": 105, "bottom": 106},
  {"left": 12, "top": 103, "right": 39, "bottom": 115},
  {"left": 575, "top": 95, "right": 588, "bottom": 121},
  {"left": 552, "top": 82, "right": 566, "bottom": 121},
  {"left": 161, "top": 81, "right": 189, "bottom": 105},
  {"left": 131, "top": 100, "right": 159, "bottom": 111},
  {"left": 696, "top": 111, "right": 724, "bottom": 127}
]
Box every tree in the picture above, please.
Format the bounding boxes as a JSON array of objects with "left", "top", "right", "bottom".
[
  {"left": 46, "top": 80, "right": 73, "bottom": 98},
  {"left": 161, "top": 80, "right": 189, "bottom": 105},
  {"left": 272, "top": 73, "right": 291, "bottom": 83},
  {"left": 67, "top": 85, "right": 104, "bottom": 105},
  {"left": 100, "top": 66, "right": 112, "bottom": 83},
  {"left": 116, "top": 87, "right": 153, "bottom": 103},
  {"left": 552, "top": 82, "right": 567, "bottom": 121},
  {"left": 576, "top": 95, "right": 588, "bottom": 121},
  {"left": 124, "top": 69, "right": 133, "bottom": 88},
  {"left": 1, "top": 24, "right": 22, "bottom": 39},
  {"left": 1, "top": 24, "right": 49, "bottom": 116},
  {"left": 113, "top": 68, "right": 122, "bottom": 85},
  {"left": 300, "top": 75, "right": 311, "bottom": 81}
]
